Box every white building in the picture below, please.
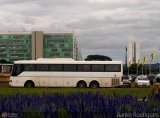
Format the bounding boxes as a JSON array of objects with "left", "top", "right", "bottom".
[{"left": 127, "top": 41, "right": 140, "bottom": 67}]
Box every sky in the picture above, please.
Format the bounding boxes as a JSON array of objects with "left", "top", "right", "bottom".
[{"left": 0, "top": 0, "right": 160, "bottom": 63}]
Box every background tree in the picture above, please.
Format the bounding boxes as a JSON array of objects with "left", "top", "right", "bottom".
[{"left": 85, "top": 55, "right": 112, "bottom": 61}]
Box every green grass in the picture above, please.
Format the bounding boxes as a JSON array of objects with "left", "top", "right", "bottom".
[{"left": 0, "top": 87, "right": 153, "bottom": 97}]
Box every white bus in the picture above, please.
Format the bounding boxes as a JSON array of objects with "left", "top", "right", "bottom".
[{"left": 9, "top": 58, "right": 123, "bottom": 88}]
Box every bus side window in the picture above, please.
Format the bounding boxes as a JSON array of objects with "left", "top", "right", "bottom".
[
  {"left": 78, "top": 65, "right": 90, "bottom": 72},
  {"left": 36, "top": 64, "right": 48, "bottom": 71},
  {"left": 91, "top": 64, "right": 104, "bottom": 72},
  {"left": 24, "top": 64, "right": 35, "bottom": 71},
  {"left": 49, "top": 64, "right": 63, "bottom": 71},
  {"left": 63, "top": 64, "right": 77, "bottom": 71},
  {"left": 105, "top": 64, "right": 121, "bottom": 72}
]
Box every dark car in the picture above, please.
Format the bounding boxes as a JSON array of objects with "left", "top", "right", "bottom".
[
  {"left": 154, "top": 74, "right": 160, "bottom": 83},
  {"left": 130, "top": 75, "right": 137, "bottom": 82},
  {"left": 122, "top": 75, "right": 131, "bottom": 87},
  {"left": 147, "top": 74, "right": 156, "bottom": 85}
]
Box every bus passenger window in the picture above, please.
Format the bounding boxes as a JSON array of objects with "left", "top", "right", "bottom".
[
  {"left": 63, "top": 64, "right": 76, "bottom": 71},
  {"left": 78, "top": 65, "right": 90, "bottom": 72},
  {"left": 91, "top": 65, "right": 104, "bottom": 72},
  {"left": 24, "top": 64, "right": 35, "bottom": 71},
  {"left": 105, "top": 64, "right": 121, "bottom": 72},
  {"left": 36, "top": 64, "right": 48, "bottom": 71},
  {"left": 49, "top": 64, "right": 63, "bottom": 71}
]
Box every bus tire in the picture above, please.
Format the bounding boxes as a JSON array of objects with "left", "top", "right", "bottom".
[
  {"left": 89, "top": 81, "right": 99, "bottom": 88},
  {"left": 24, "top": 81, "right": 35, "bottom": 88},
  {"left": 77, "top": 81, "right": 87, "bottom": 88}
]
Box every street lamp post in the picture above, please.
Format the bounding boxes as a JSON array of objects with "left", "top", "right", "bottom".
[
  {"left": 142, "top": 64, "right": 143, "bottom": 75},
  {"left": 128, "top": 66, "right": 129, "bottom": 76},
  {"left": 136, "top": 64, "right": 138, "bottom": 75},
  {"left": 159, "top": 49, "right": 160, "bottom": 74},
  {"left": 1, "top": 50, "right": 3, "bottom": 73},
  {"left": 149, "top": 63, "right": 151, "bottom": 75}
]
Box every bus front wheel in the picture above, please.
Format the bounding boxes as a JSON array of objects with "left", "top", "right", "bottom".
[{"left": 24, "top": 81, "right": 35, "bottom": 88}]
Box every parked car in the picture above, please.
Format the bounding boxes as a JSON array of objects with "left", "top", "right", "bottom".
[
  {"left": 147, "top": 74, "right": 156, "bottom": 85},
  {"left": 122, "top": 75, "right": 131, "bottom": 87},
  {"left": 153, "top": 74, "right": 160, "bottom": 83},
  {"left": 135, "top": 75, "right": 150, "bottom": 87},
  {"left": 130, "top": 75, "right": 137, "bottom": 82}
]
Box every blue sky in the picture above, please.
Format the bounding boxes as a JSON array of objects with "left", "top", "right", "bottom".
[{"left": 0, "top": 0, "right": 160, "bottom": 63}]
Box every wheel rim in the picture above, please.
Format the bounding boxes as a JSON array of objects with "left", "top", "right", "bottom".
[
  {"left": 91, "top": 83, "right": 98, "bottom": 88},
  {"left": 27, "top": 83, "right": 32, "bottom": 87},
  {"left": 79, "top": 82, "right": 86, "bottom": 88},
  {"left": 26, "top": 83, "right": 33, "bottom": 87}
]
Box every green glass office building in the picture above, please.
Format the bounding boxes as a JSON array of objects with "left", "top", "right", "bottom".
[{"left": 0, "top": 31, "right": 82, "bottom": 62}]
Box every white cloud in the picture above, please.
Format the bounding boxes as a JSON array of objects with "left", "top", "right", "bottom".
[{"left": 0, "top": 0, "right": 160, "bottom": 62}]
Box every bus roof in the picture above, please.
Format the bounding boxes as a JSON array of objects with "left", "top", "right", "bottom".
[{"left": 14, "top": 58, "right": 122, "bottom": 64}]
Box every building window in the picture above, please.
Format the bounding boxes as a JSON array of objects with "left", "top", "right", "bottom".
[
  {"left": 51, "top": 49, "right": 58, "bottom": 52},
  {"left": 60, "top": 44, "right": 65, "bottom": 47},
  {"left": 62, "top": 49, "right": 72, "bottom": 52},
  {"left": 64, "top": 53, "right": 71, "bottom": 57}
]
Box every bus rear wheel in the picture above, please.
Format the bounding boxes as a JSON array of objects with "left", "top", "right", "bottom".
[
  {"left": 24, "top": 81, "right": 35, "bottom": 88},
  {"left": 77, "top": 81, "right": 87, "bottom": 88},
  {"left": 89, "top": 81, "right": 99, "bottom": 88}
]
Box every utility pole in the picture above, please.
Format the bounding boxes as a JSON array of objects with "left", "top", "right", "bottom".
[
  {"left": 157, "top": 49, "right": 160, "bottom": 73},
  {"left": 136, "top": 64, "right": 138, "bottom": 75},
  {"left": 142, "top": 64, "right": 143, "bottom": 75}
]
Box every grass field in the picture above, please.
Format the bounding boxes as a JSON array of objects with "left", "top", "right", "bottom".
[{"left": 0, "top": 87, "right": 153, "bottom": 97}]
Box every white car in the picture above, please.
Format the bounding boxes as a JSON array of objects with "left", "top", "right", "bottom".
[{"left": 135, "top": 75, "right": 150, "bottom": 87}]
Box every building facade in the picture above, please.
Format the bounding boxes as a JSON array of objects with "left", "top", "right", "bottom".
[
  {"left": 0, "top": 31, "right": 82, "bottom": 62},
  {"left": 127, "top": 41, "right": 140, "bottom": 67}
]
